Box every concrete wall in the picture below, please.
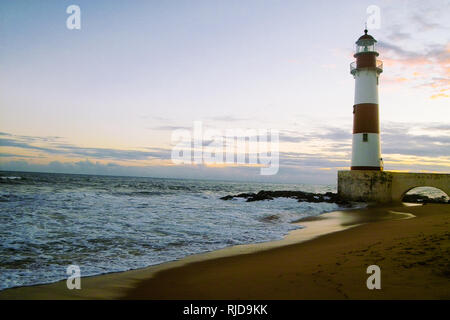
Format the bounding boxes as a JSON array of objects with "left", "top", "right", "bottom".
[{"left": 338, "top": 170, "right": 450, "bottom": 203}]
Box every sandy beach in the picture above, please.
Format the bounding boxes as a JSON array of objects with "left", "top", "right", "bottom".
[{"left": 1, "top": 203, "right": 449, "bottom": 300}]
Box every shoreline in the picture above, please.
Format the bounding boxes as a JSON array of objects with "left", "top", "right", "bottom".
[
  {"left": 0, "top": 205, "right": 368, "bottom": 299},
  {"left": 0, "top": 203, "right": 448, "bottom": 299}
]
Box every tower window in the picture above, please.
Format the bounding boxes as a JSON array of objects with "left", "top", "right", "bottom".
[{"left": 363, "top": 133, "right": 368, "bottom": 142}]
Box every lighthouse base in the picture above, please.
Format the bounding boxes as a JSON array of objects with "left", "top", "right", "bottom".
[
  {"left": 337, "top": 170, "right": 450, "bottom": 203},
  {"left": 350, "top": 166, "right": 381, "bottom": 170}
]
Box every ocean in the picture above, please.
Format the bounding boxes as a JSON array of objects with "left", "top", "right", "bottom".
[{"left": 0, "top": 171, "right": 444, "bottom": 290}]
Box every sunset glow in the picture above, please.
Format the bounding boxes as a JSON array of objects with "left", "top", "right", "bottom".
[{"left": 1, "top": 0, "right": 449, "bottom": 183}]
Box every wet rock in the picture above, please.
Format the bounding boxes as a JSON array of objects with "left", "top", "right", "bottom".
[
  {"left": 220, "top": 190, "right": 352, "bottom": 206},
  {"left": 219, "top": 195, "right": 234, "bottom": 200},
  {"left": 402, "top": 194, "right": 449, "bottom": 204}
]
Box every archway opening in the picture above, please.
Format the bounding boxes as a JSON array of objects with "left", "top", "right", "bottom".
[{"left": 402, "top": 186, "right": 449, "bottom": 204}]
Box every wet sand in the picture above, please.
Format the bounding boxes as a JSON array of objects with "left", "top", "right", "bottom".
[{"left": 1, "top": 203, "right": 449, "bottom": 299}]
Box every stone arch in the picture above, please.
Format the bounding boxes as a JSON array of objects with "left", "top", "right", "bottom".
[
  {"left": 391, "top": 173, "right": 450, "bottom": 203},
  {"left": 400, "top": 185, "right": 449, "bottom": 202},
  {"left": 338, "top": 171, "right": 450, "bottom": 203}
]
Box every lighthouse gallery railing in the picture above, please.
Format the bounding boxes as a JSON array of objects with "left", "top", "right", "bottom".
[{"left": 350, "top": 60, "right": 383, "bottom": 74}]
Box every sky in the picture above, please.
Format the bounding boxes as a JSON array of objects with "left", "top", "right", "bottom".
[{"left": 0, "top": 0, "right": 449, "bottom": 184}]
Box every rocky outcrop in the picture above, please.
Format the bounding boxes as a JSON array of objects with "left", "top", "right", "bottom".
[
  {"left": 402, "top": 194, "right": 449, "bottom": 204},
  {"left": 220, "top": 190, "right": 449, "bottom": 205},
  {"left": 220, "top": 190, "right": 352, "bottom": 206}
]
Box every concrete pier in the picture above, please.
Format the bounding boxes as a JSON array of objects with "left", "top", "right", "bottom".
[{"left": 338, "top": 170, "right": 450, "bottom": 203}]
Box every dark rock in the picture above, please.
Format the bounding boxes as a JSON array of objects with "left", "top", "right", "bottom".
[
  {"left": 220, "top": 193, "right": 255, "bottom": 200},
  {"left": 221, "top": 189, "right": 448, "bottom": 205},
  {"left": 219, "top": 190, "right": 351, "bottom": 206},
  {"left": 402, "top": 194, "right": 449, "bottom": 204}
]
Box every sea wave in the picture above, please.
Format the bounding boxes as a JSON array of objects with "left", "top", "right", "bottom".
[{"left": 0, "top": 171, "right": 444, "bottom": 291}]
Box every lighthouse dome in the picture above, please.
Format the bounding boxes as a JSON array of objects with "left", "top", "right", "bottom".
[
  {"left": 356, "top": 29, "right": 377, "bottom": 44},
  {"left": 358, "top": 34, "right": 375, "bottom": 41}
]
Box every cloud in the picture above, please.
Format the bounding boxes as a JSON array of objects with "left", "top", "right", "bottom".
[
  {"left": 279, "top": 121, "right": 450, "bottom": 168},
  {"left": 387, "top": 29, "right": 411, "bottom": 42},
  {"left": 430, "top": 93, "right": 450, "bottom": 99},
  {"left": 376, "top": 13, "right": 450, "bottom": 98},
  {"left": 378, "top": 41, "right": 450, "bottom": 67},
  {"left": 151, "top": 125, "right": 192, "bottom": 131},
  {"left": 315, "top": 128, "right": 352, "bottom": 141},
  {"left": 378, "top": 41, "right": 423, "bottom": 60},
  {"left": 381, "top": 122, "right": 450, "bottom": 158},
  {"left": 208, "top": 115, "right": 249, "bottom": 122},
  {"left": 277, "top": 127, "right": 352, "bottom": 144},
  {"left": 0, "top": 159, "right": 342, "bottom": 185},
  {"left": 425, "top": 123, "right": 450, "bottom": 131},
  {"left": 411, "top": 14, "right": 443, "bottom": 31},
  {"left": 0, "top": 137, "right": 62, "bottom": 154},
  {"left": 53, "top": 144, "right": 172, "bottom": 161},
  {"left": 378, "top": 40, "right": 450, "bottom": 97},
  {"left": 0, "top": 153, "right": 37, "bottom": 158},
  {"left": 375, "top": 0, "right": 450, "bottom": 99},
  {"left": 277, "top": 133, "right": 306, "bottom": 143},
  {"left": 279, "top": 151, "right": 348, "bottom": 168},
  {"left": 0, "top": 134, "right": 172, "bottom": 161},
  {"left": 1, "top": 121, "right": 449, "bottom": 184}
]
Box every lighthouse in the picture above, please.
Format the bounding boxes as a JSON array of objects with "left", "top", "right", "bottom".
[
  {"left": 338, "top": 30, "right": 450, "bottom": 203},
  {"left": 350, "top": 29, "right": 383, "bottom": 170}
]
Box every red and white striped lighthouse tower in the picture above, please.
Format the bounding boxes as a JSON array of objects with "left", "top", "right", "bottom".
[{"left": 350, "top": 29, "right": 383, "bottom": 170}]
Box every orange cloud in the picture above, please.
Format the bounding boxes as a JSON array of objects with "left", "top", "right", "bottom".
[
  {"left": 430, "top": 93, "right": 450, "bottom": 99},
  {"left": 396, "top": 77, "right": 408, "bottom": 82},
  {"left": 378, "top": 41, "right": 450, "bottom": 98}
]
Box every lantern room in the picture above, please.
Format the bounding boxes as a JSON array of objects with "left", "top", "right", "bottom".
[{"left": 354, "top": 29, "right": 378, "bottom": 56}]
